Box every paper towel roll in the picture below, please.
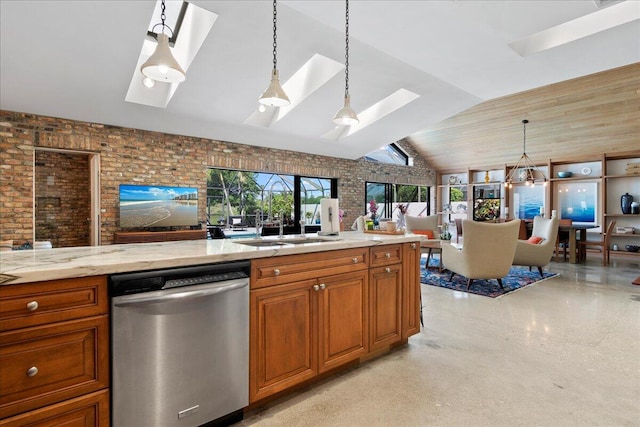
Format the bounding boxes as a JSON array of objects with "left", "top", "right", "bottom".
[{"left": 320, "top": 198, "right": 340, "bottom": 234}]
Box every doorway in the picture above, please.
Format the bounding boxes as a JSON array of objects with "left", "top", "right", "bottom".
[{"left": 34, "top": 148, "right": 100, "bottom": 247}]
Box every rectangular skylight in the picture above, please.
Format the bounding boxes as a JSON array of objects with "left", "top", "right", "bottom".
[
  {"left": 322, "top": 88, "right": 420, "bottom": 140},
  {"left": 510, "top": 0, "right": 639, "bottom": 56},
  {"left": 244, "top": 54, "right": 344, "bottom": 128}
]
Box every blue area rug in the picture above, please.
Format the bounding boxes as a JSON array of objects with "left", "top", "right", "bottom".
[{"left": 420, "top": 256, "right": 558, "bottom": 298}]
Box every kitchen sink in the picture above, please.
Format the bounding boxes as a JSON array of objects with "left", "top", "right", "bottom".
[{"left": 234, "top": 236, "right": 341, "bottom": 247}]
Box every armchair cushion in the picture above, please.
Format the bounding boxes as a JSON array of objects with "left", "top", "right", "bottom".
[
  {"left": 527, "top": 235, "right": 544, "bottom": 244},
  {"left": 413, "top": 229, "right": 435, "bottom": 239}
]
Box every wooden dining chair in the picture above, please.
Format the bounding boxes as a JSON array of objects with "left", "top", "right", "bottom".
[
  {"left": 555, "top": 219, "right": 572, "bottom": 261},
  {"left": 578, "top": 221, "right": 616, "bottom": 265}
]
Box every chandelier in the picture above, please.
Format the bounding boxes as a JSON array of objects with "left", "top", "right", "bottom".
[{"left": 504, "top": 119, "right": 548, "bottom": 188}]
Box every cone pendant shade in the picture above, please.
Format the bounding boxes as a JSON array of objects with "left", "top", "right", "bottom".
[
  {"left": 333, "top": 95, "right": 359, "bottom": 126},
  {"left": 258, "top": 69, "right": 290, "bottom": 107},
  {"left": 141, "top": 33, "right": 186, "bottom": 83}
]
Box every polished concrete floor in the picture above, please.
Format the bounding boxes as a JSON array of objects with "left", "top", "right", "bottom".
[{"left": 238, "top": 254, "right": 640, "bottom": 426}]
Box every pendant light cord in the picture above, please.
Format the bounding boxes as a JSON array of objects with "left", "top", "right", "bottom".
[
  {"left": 151, "top": 0, "right": 175, "bottom": 38},
  {"left": 344, "top": 0, "right": 350, "bottom": 98},
  {"left": 522, "top": 119, "right": 528, "bottom": 154},
  {"left": 272, "top": 0, "right": 278, "bottom": 72}
]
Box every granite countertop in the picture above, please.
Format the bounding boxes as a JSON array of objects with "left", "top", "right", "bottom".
[{"left": 0, "top": 231, "right": 424, "bottom": 285}]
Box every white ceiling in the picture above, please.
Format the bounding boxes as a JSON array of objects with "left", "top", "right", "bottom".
[{"left": 1, "top": 1, "right": 638, "bottom": 160}]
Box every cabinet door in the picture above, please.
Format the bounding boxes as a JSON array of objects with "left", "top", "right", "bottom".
[
  {"left": 0, "top": 316, "right": 109, "bottom": 419},
  {"left": 317, "top": 271, "right": 368, "bottom": 373},
  {"left": 368, "top": 264, "right": 402, "bottom": 351},
  {"left": 250, "top": 280, "right": 317, "bottom": 403},
  {"left": 402, "top": 242, "right": 421, "bottom": 339},
  {"left": 0, "top": 389, "right": 109, "bottom": 427}
]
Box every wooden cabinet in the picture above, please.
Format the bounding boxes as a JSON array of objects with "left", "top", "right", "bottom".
[
  {"left": 369, "top": 245, "right": 402, "bottom": 351},
  {"left": 250, "top": 249, "right": 368, "bottom": 403},
  {"left": 402, "top": 242, "right": 421, "bottom": 339},
  {"left": 0, "top": 277, "right": 109, "bottom": 424}
]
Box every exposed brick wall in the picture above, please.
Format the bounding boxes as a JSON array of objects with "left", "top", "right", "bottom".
[
  {"left": 0, "top": 110, "right": 435, "bottom": 245},
  {"left": 35, "top": 151, "right": 90, "bottom": 248}
]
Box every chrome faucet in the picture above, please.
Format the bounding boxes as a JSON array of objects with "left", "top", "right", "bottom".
[
  {"left": 255, "top": 210, "right": 262, "bottom": 238},
  {"left": 279, "top": 212, "right": 285, "bottom": 238}
]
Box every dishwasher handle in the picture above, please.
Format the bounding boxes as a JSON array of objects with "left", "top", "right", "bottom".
[{"left": 113, "top": 279, "right": 248, "bottom": 307}]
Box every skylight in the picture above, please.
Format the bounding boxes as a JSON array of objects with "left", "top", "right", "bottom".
[
  {"left": 509, "top": 0, "right": 639, "bottom": 56},
  {"left": 244, "top": 54, "right": 344, "bottom": 128},
  {"left": 322, "top": 88, "right": 420, "bottom": 141}
]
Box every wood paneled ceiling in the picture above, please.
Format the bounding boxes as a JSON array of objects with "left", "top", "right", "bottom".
[{"left": 408, "top": 63, "right": 640, "bottom": 172}]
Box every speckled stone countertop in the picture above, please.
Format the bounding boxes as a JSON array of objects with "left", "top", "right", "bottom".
[{"left": 0, "top": 231, "right": 424, "bottom": 285}]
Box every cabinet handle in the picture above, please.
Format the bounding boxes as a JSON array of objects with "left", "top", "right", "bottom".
[
  {"left": 313, "top": 285, "right": 320, "bottom": 291},
  {"left": 352, "top": 257, "right": 358, "bottom": 264},
  {"left": 385, "top": 267, "right": 391, "bottom": 273},
  {"left": 411, "top": 243, "right": 416, "bottom": 249},
  {"left": 319, "top": 283, "right": 326, "bottom": 290},
  {"left": 273, "top": 268, "right": 280, "bottom": 276},
  {"left": 385, "top": 253, "right": 391, "bottom": 258},
  {"left": 27, "top": 367, "right": 38, "bottom": 377},
  {"left": 26, "top": 301, "right": 39, "bottom": 312}
]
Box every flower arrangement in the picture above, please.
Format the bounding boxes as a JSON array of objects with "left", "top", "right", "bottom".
[
  {"left": 338, "top": 209, "right": 344, "bottom": 223},
  {"left": 397, "top": 204, "right": 407, "bottom": 214},
  {"left": 368, "top": 199, "right": 378, "bottom": 220}
]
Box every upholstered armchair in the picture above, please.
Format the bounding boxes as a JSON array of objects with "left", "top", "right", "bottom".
[
  {"left": 405, "top": 214, "right": 439, "bottom": 237},
  {"left": 512, "top": 215, "right": 559, "bottom": 277},
  {"left": 441, "top": 219, "right": 521, "bottom": 290}
]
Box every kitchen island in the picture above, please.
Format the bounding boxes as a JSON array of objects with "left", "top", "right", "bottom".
[{"left": 0, "top": 232, "right": 425, "bottom": 426}]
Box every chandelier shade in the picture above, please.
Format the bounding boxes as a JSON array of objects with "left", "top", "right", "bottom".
[
  {"left": 140, "top": 0, "right": 186, "bottom": 84},
  {"left": 258, "top": 0, "right": 290, "bottom": 107},
  {"left": 504, "top": 119, "right": 548, "bottom": 188},
  {"left": 333, "top": 0, "right": 359, "bottom": 126}
]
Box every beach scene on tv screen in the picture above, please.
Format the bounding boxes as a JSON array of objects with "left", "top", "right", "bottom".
[{"left": 120, "top": 185, "right": 198, "bottom": 228}]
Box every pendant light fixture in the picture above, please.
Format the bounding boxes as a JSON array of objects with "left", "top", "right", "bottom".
[
  {"left": 333, "top": 0, "right": 359, "bottom": 126},
  {"left": 141, "top": 0, "right": 186, "bottom": 83},
  {"left": 258, "top": 0, "right": 290, "bottom": 107},
  {"left": 504, "top": 119, "right": 548, "bottom": 188}
]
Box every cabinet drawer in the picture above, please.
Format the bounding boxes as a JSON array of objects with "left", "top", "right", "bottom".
[
  {"left": 0, "top": 389, "right": 109, "bottom": 427},
  {"left": 369, "top": 244, "right": 403, "bottom": 267},
  {"left": 0, "top": 315, "right": 109, "bottom": 419},
  {"left": 251, "top": 248, "right": 368, "bottom": 289},
  {"left": 0, "top": 276, "right": 108, "bottom": 332}
]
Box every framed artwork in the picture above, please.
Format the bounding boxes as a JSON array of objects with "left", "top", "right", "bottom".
[
  {"left": 513, "top": 185, "right": 545, "bottom": 219},
  {"left": 558, "top": 182, "right": 598, "bottom": 224}
]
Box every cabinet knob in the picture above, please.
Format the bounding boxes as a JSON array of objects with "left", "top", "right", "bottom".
[
  {"left": 27, "top": 366, "right": 38, "bottom": 377},
  {"left": 352, "top": 257, "right": 358, "bottom": 264},
  {"left": 273, "top": 268, "right": 280, "bottom": 276},
  {"left": 385, "top": 267, "right": 391, "bottom": 273},
  {"left": 319, "top": 283, "right": 326, "bottom": 290},
  {"left": 26, "top": 301, "right": 39, "bottom": 312},
  {"left": 313, "top": 285, "right": 320, "bottom": 291},
  {"left": 385, "top": 253, "right": 391, "bottom": 258},
  {"left": 411, "top": 243, "right": 417, "bottom": 249}
]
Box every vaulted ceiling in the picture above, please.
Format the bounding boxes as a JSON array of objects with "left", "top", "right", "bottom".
[{"left": 1, "top": 1, "right": 638, "bottom": 161}]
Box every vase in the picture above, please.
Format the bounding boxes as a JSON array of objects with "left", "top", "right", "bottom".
[{"left": 621, "top": 193, "right": 633, "bottom": 214}]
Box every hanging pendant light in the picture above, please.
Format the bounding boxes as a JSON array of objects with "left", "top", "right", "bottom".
[
  {"left": 504, "top": 119, "right": 548, "bottom": 188},
  {"left": 258, "top": 0, "right": 290, "bottom": 107},
  {"left": 333, "top": 0, "right": 359, "bottom": 126},
  {"left": 141, "top": 0, "right": 186, "bottom": 83}
]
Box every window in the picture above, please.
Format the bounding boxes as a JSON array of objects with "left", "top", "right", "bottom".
[
  {"left": 207, "top": 168, "right": 335, "bottom": 233},
  {"left": 365, "top": 182, "right": 430, "bottom": 222},
  {"left": 364, "top": 143, "right": 409, "bottom": 165}
]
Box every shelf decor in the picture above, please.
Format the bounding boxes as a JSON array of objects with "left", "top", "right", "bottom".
[
  {"left": 621, "top": 193, "right": 633, "bottom": 214},
  {"left": 504, "top": 119, "right": 548, "bottom": 188}
]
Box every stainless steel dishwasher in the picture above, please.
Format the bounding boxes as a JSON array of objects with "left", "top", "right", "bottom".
[{"left": 109, "top": 261, "right": 250, "bottom": 427}]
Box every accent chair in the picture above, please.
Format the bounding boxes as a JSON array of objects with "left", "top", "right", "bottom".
[
  {"left": 512, "top": 215, "right": 559, "bottom": 277},
  {"left": 442, "top": 219, "right": 521, "bottom": 290}
]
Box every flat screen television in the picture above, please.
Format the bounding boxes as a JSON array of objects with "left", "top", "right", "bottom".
[{"left": 119, "top": 184, "right": 198, "bottom": 229}]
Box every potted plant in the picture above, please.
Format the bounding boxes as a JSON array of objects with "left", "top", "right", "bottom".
[{"left": 440, "top": 222, "right": 452, "bottom": 240}]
